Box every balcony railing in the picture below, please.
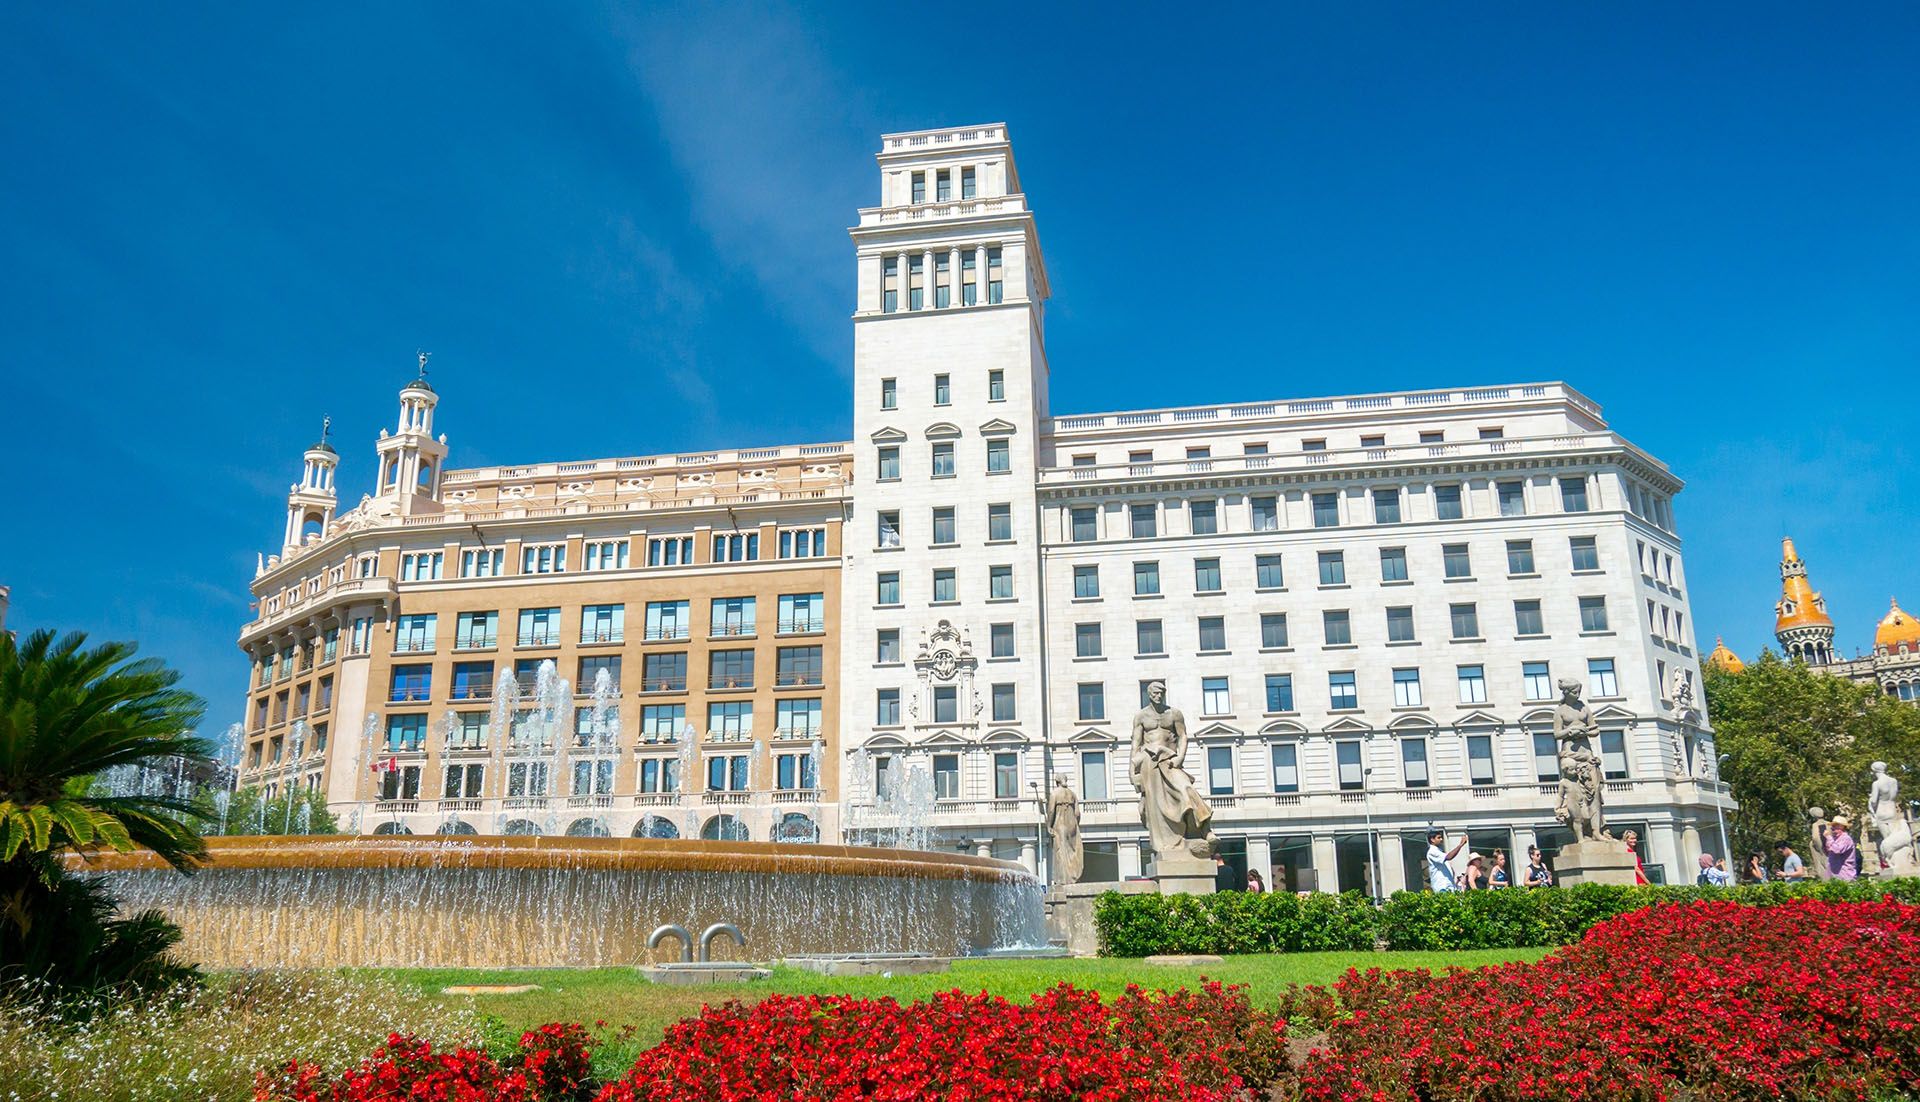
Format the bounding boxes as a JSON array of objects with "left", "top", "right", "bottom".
[
  {"left": 773, "top": 727, "right": 823, "bottom": 741},
  {"left": 777, "top": 620, "right": 826, "bottom": 635},
  {"left": 517, "top": 632, "right": 560, "bottom": 648},
  {"left": 502, "top": 797, "right": 550, "bottom": 810},
  {"left": 388, "top": 688, "right": 432, "bottom": 703},
  {"left": 644, "top": 626, "right": 691, "bottom": 641},
  {"left": 394, "top": 638, "right": 436, "bottom": 654},
  {"left": 580, "top": 628, "right": 624, "bottom": 645},
  {"left": 709, "top": 675, "right": 754, "bottom": 691},
  {"left": 567, "top": 795, "right": 614, "bottom": 809},
  {"left": 450, "top": 685, "right": 492, "bottom": 701},
  {"left": 439, "top": 799, "right": 482, "bottom": 813},
  {"left": 455, "top": 635, "right": 498, "bottom": 651},
  {"left": 374, "top": 800, "right": 420, "bottom": 814},
  {"left": 702, "top": 792, "right": 752, "bottom": 806},
  {"left": 640, "top": 678, "right": 687, "bottom": 693},
  {"left": 710, "top": 623, "right": 756, "bottom": 638},
  {"left": 631, "top": 793, "right": 681, "bottom": 807},
  {"left": 775, "top": 673, "right": 824, "bottom": 688}
]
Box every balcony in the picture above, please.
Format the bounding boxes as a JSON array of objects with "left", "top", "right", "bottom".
[
  {"left": 640, "top": 678, "right": 687, "bottom": 693},
  {"left": 579, "top": 628, "right": 625, "bottom": 645},
  {"left": 438, "top": 799, "right": 482, "bottom": 813},
  {"left": 771, "top": 789, "right": 817, "bottom": 804},
  {"left": 773, "top": 727, "right": 823, "bottom": 742},
  {"left": 777, "top": 620, "right": 826, "bottom": 636},
  {"left": 502, "top": 797, "right": 550, "bottom": 811},
  {"left": 517, "top": 632, "right": 560, "bottom": 648},
  {"left": 631, "top": 793, "right": 682, "bottom": 807},
  {"left": 450, "top": 685, "right": 492, "bottom": 702},
  {"left": 702, "top": 792, "right": 752, "bottom": 806},
  {"left": 373, "top": 800, "right": 419, "bottom": 815},
  {"left": 708, "top": 675, "right": 754, "bottom": 691},
  {"left": 774, "top": 673, "right": 824, "bottom": 689},
  {"left": 710, "top": 623, "right": 756, "bottom": 639},
  {"left": 388, "top": 688, "right": 432, "bottom": 704},
  {"left": 566, "top": 795, "right": 614, "bottom": 809},
  {"left": 644, "top": 627, "right": 691, "bottom": 642},
  {"left": 454, "top": 635, "right": 498, "bottom": 652},
  {"left": 393, "top": 638, "right": 436, "bottom": 655}
]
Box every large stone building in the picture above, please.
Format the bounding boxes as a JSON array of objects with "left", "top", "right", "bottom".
[
  {"left": 1706, "top": 538, "right": 1920, "bottom": 702},
  {"left": 239, "top": 123, "right": 1730, "bottom": 886}
]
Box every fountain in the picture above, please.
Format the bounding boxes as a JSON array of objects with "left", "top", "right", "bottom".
[{"left": 86, "top": 835, "right": 1046, "bottom": 969}]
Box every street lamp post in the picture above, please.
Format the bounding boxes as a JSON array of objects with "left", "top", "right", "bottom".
[
  {"left": 1029, "top": 779, "right": 1047, "bottom": 884},
  {"left": 1362, "top": 766, "right": 1381, "bottom": 901},
  {"left": 1715, "top": 752, "right": 1732, "bottom": 863}
]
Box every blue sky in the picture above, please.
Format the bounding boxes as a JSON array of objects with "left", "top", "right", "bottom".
[{"left": 2, "top": 4, "right": 1915, "bottom": 723}]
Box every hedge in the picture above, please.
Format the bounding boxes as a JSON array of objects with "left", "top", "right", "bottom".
[{"left": 1093, "top": 876, "right": 1920, "bottom": 956}]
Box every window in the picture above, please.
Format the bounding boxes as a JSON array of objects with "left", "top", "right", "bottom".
[
  {"left": 930, "top": 684, "right": 958, "bottom": 724},
  {"left": 1380, "top": 547, "right": 1408, "bottom": 582},
  {"left": 400, "top": 551, "right": 442, "bottom": 581},
  {"left": 1080, "top": 750, "right": 1109, "bottom": 801},
  {"left": 1311, "top": 492, "right": 1340, "bottom": 528},
  {"left": 777, "top": 752, "right": 818, "bottom": 792},
  {"left": 910, "top": 171, "right": 926, "bottom": 203},
  {"left": 994, "top": 753, "right": 1020, "bottom": 799},
  {"left": 637, "top": 758, "right": 679, "bottom": 793},
  {"left": 709, "top": 649, "right": 755, "bottom": 690},
  {"left": 1420, "top": 430, "right": 1444, "bottom": 444},
  {"left": 707, "top": 700, "right": 754, "bottom": 741},
  {"left": 989, "top": 565, "right": 1013, "bottom": 599},
  {"left": 1450, "top": 603, "right": 1480, "bottom": 640},
  {"left": 1323, "top": 610, "right": 1352, "bottom": 646},
  {"left": 1497, "top": 480, "right": 1526, "bottom": 516},
  {"left": 640, "top": 704, "right": 684, "bottom": 743},
  {"left": 1130, "top": 504, "right": 1157, "bottom": 539},
  {"left": 706, "top": 754, "right": 750, "bottom": 792},
  {"left": 386, "top": 713, "right": 427, "bottom": 752},
  {"left": 1265, "top": 673, "right": 1294, "bottom": 712},
  {"left": 880, "top": 377, "right": 897, "bottom": 409},
  {"left": 1479, "top": 426, "right": 1505, "bottom": 440},
  {"left": 1128, "top": 449, "right": 1154, "bottom": 475},
  {"left": 644, "top": 601, "right": 690, "bottom": 641},
  {"left": 932, "top": 568, "right": 956, "bottom": 602},
  {"left": 1271, "top": 744, "right": 1300, "bottom": 792},
  {"left": 935, "top": 168, "right": 952, "bottom": 201},
  {"left": 779, "top": 527, "right": 827, "bottom": 559},
  {"left": 1260, "top": 613, "right": 1289, "bottom": 649},
  {"left": 517, "top": 607, "right": 560, "bottom": 647},
  {"left": 1442, "top": 543, "right": 1472, "bottom": 580},
  {"left": 1579, "top": 597, "right": 1610, "bottom": 632},
  {"left": 1534, "top": 733, "right": 1561, "bottom": 781},
  {"left": 876, "top": 572, "right": 900, "bottom": 605},
  {"left": 1316, "top": 551, "right": 1345, "bottom": 586},
  {"left": 776, "top": 646, "right": 823, "bottom": 688},
  {"left": 1600, "top": 730, "right": 1629, "bottom": 779},
  {"left": 580, "top": 604, "right": 625, "bottom": 644},
  {"left": 986, "top": 438, "right": 1010, "bottom": 472},
  {"left": 1070, "top": 507, "right": 1097, "bottom": 542},
  {"left": 1251, "top": 496, "right": 1279, "bottom": 531},
  {"left": 1560, "top": 476, "right": 1590, "bottom": 512},
  {"left": 990, "top": 622, "right": 1015, "bottom": 657},
  {"left": 988, "top": 503, "right": 1012, "bottom": 541},
  {"left": 1401, "top": 737, "right": 1430, "bottom": 787},
  {"left": 1361, "top": 434, "right": 1385, "bottom": 449},
  {"left": 876, "top": 629, "right": 900, "bottom": 663},
  {"left": 350, "top": 616, "right": 372, "bottom": 656},
  {"left": 931, "top": 755, "right": 960, "bottom": 800},
  {"left": 1392, "top": 668, "right": 1423, "bottom": 707},
  {"left": 1075, "top": 623, "right": 1103, "bottom": 658},
  {"left": 395, "top": 614, "right": 436, "bottom": 653},
  {"left": 775, "top": 697, "right": 822, "bottom": 738},
  {"left": 1458, "top": 734, "right": 1494, "bottom": 786},
  {"left": 1589, "top": 658, "right": 1619, "bottom": 697},
  {"left": 1570, "top": 535, "right": 1600, "bottom": 572},
  {"left": 1136, "top": 619, "right": 1164, "bottom": 655},
  {"left": 1255, "top": 553, "right": 1284, "bottom": 590},
  {"left": 1386, "top": 606, "right": 1415, "bottom": 642},
  {"left": 389, "top": 665, "right": 431, "bottom": 703},
  {"left": 1206, "top": 745, "right": 1235, "bottom": 794},
  {"left": 930, "top": 507, "right": 956, "bottom": 546},
  {"left": 1198, "top": 616, "right": 1227, "bottom": 652},
  {"left": 933, "top": 373, "right": 951, "bottom": 405},
  {"left": 1189, "top": 499, "right": 1218, "bottom": 534},
  {"left": 988, "top": 368, "right": 1005, "bottom": 400},
  {"left": 1202, "top": 677, "right": 1231, "bottom": 716},
  {"left": 522, "top": 543, "right": 566, "bottom": 574},
  {"left": 1302, "top": 438, "right": 1326, "bottom": 453},
  {"left": 987, "top": 246, "right": 1003, "bottom": 303},
  {"left": 878, "top": 510, "right": 902, "bottom": 548},
  {"left": 1194, "top": 558, "right": 1222, "bottom": 593},
  {"left": 1457, "top": 664, "right": 1488, "bottom": 703},
  {"left": 582, "top": 540, "right": 628, "bottom": 571},
  {"left": 1072, "top": 564, "right": 1100, "bottom": 598},
  {"left": 876, "top": 688, "right": 901, "bottom": 726},
  {"left": 1515, "top": 599, "right": 1545, "bottom": 636},
  {"left": 642, "top": 652, "right": 686, "bottom": 693},
  {"left": 1335, "top": 740, "right": 1364, "bottom": 790},
  {"left": 447, "top": 707, "right": 488, "bottom": 750},
  {"left": 1133, "top": 561, "right": 1160, "bottom": 595},
  {"left": 961, "top": 165, "right": 977, "bottom": 198},
  {"left": 1329, "top": 671, "right": 1358, "bottom": 710},
  {"left": 711, "top": 596, "right": 756, "bottom": 637},
  {"left": 1077, "top": 683, "right": 1106, "bottom": 721},
  {"left": 931, "top": 442, "right": 955, "bottom": 477},
  {"left": 461, "top": 547, "right": 504, "bottom": 578},
  {"left": 877, "top": 446, "right": 900, "bottom": 480},
  {"left": 1372, "top": 488, "right": 1402, "bottom": 524},
  {"left": 647, "top": 536, "right": 694, "bottom": 566},
  {"left": 1434, "top": 484, "right": 1464, "bottom": 520},
  {"left": 1523, "top": 661, "right": 1553, "bottom": 701},
  {"left": 1507, "top": 540, "right": 1535, "bottom": 575},
  {"left": 992, "top": 682, "right": 1017, "bottom": 722}
]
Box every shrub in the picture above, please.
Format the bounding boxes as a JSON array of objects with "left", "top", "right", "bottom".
[{"left": 1094, "top": 889, "right": 1378, "bottom": 957}]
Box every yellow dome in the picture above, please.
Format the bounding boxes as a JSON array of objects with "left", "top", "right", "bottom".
[
  {"left": 1774, "top": 537, "right": 1834, "bottom": 631},
  {"left": 1876, "top": 599, "right": 1920, "bottom": 651},
  {"left": 1706, "top": 637, "right": 1746, "bottom": 673}
]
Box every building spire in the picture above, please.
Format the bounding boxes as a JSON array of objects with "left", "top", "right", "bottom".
[{"left": 1774, "top": 535, "right": 1834, "bottom": 664}]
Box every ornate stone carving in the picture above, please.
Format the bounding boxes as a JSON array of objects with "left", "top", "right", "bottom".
[
  {"left": 1870, "top": 762, "right": 1918, "bottom": 875},
  {"left": 1128, "top": 681, "right": 1217, "bottom": 861},
  {"left": 1552, "top": 678, "right": 1610, "bottom": 842},
  {"left": 1046, "top": 774, "right": 1083, "bottom": 886},
  {"left": 912, "top": 620, "right": 976, "bottom": 684}
]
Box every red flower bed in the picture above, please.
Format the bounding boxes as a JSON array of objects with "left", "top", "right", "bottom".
[
  {"left": 600, "top": 981, "right": 1288, "bottom": 1102},
  {"left": 1290, "top": 897, "right": 1920, "bottom": 1101},
  {"left": 256, "top": 1022, "right": 594, "bottom": 1102}
]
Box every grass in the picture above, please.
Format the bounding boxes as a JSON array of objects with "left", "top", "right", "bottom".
[{"left": 363, "top": 947, "right": 1549, "bottom": 1077}]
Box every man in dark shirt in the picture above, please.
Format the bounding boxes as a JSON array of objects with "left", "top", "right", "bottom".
[{"left": 1213, "top": 854, "right": 1239, "bottom": 893}]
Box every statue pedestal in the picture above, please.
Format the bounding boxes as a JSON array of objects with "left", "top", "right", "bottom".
[
  {"left": 1151, "top": 854, "right": 1220, "bottom": 897},
  {"left": 1046, "top": 880, "right": 1154, "bottom": 956},
  {"left": 1553, "top": 839, "right": 1640, "bottom": 887}
]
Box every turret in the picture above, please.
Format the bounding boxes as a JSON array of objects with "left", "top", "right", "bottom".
[
  {"left": 372, "top": 352, "right": 450, "bottom": 516},
  {"left": 1774, "top": 537, "right": 1836, "bottom": 665},
  {"left": 282, "top": 417, "right": 340, "bottom": 554}
]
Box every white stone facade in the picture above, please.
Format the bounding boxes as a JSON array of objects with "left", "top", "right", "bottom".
[{"left": 839, "top": 125, "right": 1730, "bottom": 888}]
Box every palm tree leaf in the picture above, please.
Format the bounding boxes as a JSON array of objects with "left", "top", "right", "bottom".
[{"left": 0, "top": 810, "right": 26, "bottom": 862}]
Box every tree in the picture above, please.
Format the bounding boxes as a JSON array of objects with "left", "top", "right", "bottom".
[
  {"left": 1704, "top": 653, "right": 1920, "bottom": 860},
  {"left": 206, "top": 784, "right": 340, "bottom": 836},
  {"left": 0, "top": 629, "right": 212, "bottom": 997}
]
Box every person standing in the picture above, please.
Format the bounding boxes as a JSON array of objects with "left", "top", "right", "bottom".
[
  {"left": 1488, "top": 849, "right": 1511, "bottom": 888},
  {"left": 1426, "top": 827, "right": 1467, "bottom": 892},
  {"left": 1821, "top": 816, "right": 1860, "bottom": 881},
  {"left": 1524, "top": 845, "right": 1554, "bottom": 888},
  {"left": 1775, "top": 840, "right": 1807, "bottom": 881},
  {"left": 1697, "top": 852, "right": 1733, "bottom": 886},
  {"left": 1456, "top": 853, "right": 1487, "bottom": 890},
  {"left": 1246, "top": 868, "right": 1266, "bottom": 893},
  {"left": 1622, "top": 829, "right": 1651, "bottom": 885},
  {"left": 1213, "top": 854, "right": 1240, "bottom": 893},
  {"left": 1743, "top": 852, "right": 1769, "bottom": 884}
]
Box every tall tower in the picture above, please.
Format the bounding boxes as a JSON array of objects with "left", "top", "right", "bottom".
[
  {"left": 282, "top": 419, "right": 340, "bottom": 554},
  {"left": 373, "top": 353, "right": 449, "bottom": 516},
  {"left": 1774, "top": 537, "right": 1835, "bottom": 665},
  {"left": 843, "top": 124, "right": 1054, "bottom": 862}
]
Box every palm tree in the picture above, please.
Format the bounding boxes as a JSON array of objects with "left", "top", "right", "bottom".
[{"left": 0, "top": 629, "right": 213, "bottom": 876}]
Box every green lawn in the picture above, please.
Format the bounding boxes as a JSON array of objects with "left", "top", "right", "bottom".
[{"left": 361, "top": 947, "right": 1548, "bottom": 1076}]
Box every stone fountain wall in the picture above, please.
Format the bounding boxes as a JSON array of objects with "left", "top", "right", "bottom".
[{"left": 87, "top": 836, "right": 1045, "bottom": 968}]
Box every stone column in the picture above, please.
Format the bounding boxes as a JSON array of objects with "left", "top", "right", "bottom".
[
  {"left": 1018, "top": 839, "right": 1037, "bottom": 875},
  {"left": 948, "top": 246, "right": 961, "bottom": 307},
  {"left": 974, "top": 243, "right": 988, "bottom": 304},
  {"left": 921, "top": 249, "right": 934, "bottom": 311},
  {"left": 1119, "top": 839, "right": 1143, "bottom": 879},
  {"left": 1311, "top": 834, "right": 1339, "bottom": 893},
  {"left": 1511, "top": 826, "right": 1538, "bottom": 860},
  {"left": 1647, "top": 822, "right": 1680, "bottom": 884},
  {"left": 1378, "top": 841, "right": 1409, "bottom": 896},
  {"left": 975, "top": 842, "right": 992, "bottom": 860}
]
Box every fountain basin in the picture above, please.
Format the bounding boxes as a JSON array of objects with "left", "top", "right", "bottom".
[{"left": 82, "top": 835, "right": 1044, "bottom": 969}]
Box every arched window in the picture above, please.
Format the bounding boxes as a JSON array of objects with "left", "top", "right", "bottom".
[
  {"left": 501, "top": 819, "right": 542, "bottom": 836},
  {"left": 774, "top": 813, "right": 818, "bottom": 844},
  {"left": 700, "top": 814, "right": 749, "bottom": 841},
  {"left": 632, "top": 816, "right": 679, "bottom": 839},
  {"left": 416, "top": 462, "right": 435, "bottom": 491},
  {"left": 565, "top": 817, "right": 610, "bottom": 837},
  {"left": 435, "top": 820, "right": 477, "bottom": 836},
  {"left": 372, "top": 821, "right": 413, "bottom": 836}
]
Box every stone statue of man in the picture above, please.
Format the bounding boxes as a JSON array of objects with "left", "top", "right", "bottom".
[
  {"left": 1552, "top": 678, "right": 1609, "bottom": 842},
  {"left": 1129, "top": 680, "right": 1217, "bottom": 860},
  {"left": 1869, "top": 762, "right": 1917, "bottom": 875},
  {"left": 1808, "top": 806, "right": 1832, "bottom": 880},
  {"left": 1045, "top": 773, "right": 1084, "bottom": 886}
]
